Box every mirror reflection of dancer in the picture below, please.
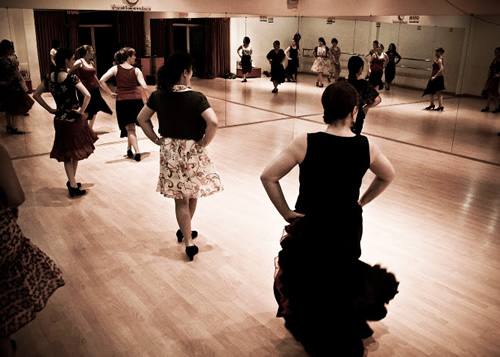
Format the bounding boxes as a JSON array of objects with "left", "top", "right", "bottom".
[
  {"left": 100, "top": 47, "right": 149, "bottom": 161},
  {"left": 481, "top": 47, "right": 500, "bottom": 113},
  {"left": 266, "top": 40, "right": 286, "bottom": 93},
  {"left": 344, "top": 56, "right": 381, "bottom": 134},
  {"left": 311, "top": 37, "right": 328, "bottom": 87},
  {"left": 137, "top": 52, "right": 223, "bottom": 261},
  {"left": 73, "top": 45, "right": 112, "bottom": 129},
  {"left": 364, "top": 40, "right": 379, "bottom": 79},
  {"left": 384, "top": 43, "right": 401, "bottom": 90},
  {"left": 0, "top": 40, "right": 34, "bottom": 135},
  {"left": 423, "top": 48, "right": 445, "bottom": 111},
  {"left": 328, "top": 38, "right": 341, "bottom": 83},
  {"left": 237, "top": 37, "right": 252, "bottom": 83},
  {"left": 50, "top": 39, "right": 60, "bottom": 73},
  {"left": 285, "top": 39, "right": 300, "bottom": 82},
  {"left": 261, "top": 81, "right": 398, "bottom": 357},
  {"left": 33, "top": 48, "right": 98, "bottom": 197},
  {"left": 0, "top": 143, "right": 65, "bottom": 357},
  {"left": 368, "top": 44, "right": 388, "bottom": 91}
]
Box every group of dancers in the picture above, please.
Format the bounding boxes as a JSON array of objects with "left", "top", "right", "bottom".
[{"left": 1, "top": 44, "right": 398, "bottom": 356}]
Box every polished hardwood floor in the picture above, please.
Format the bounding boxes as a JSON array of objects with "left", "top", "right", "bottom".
[{"left": 1, "top": 77, "right": 499, "bottom": 356}]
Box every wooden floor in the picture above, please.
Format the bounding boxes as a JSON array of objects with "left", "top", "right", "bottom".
[{"left": 1, "top": 78, "right": 500, "bottom": 356}]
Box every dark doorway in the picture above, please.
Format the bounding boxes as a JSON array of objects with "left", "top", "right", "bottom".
[
  {"left": 78, "top": 26, "right": 115, "bottom": 78},
  {"left": 172, "top": 24, "right": 205, "bottom": 77}
]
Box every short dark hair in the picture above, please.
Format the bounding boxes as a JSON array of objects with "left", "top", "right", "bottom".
[
  {"left": 114, "top": 47, "right": 136, "bottom": 64},
  {"left": 496, "top": 47, "right": 500, "bottom": 52},
  {"left": 321, "top": 81, "right": 359, "bottom": 124},
  {"left": 331, "top": 38, "right": 338, "bottom": 45},
  {"left": 373, "top": 40, "right": 379, "bottom": 45},
  {"left": 273, "top": 40, "right": 280, "bottom": 47},
  {"left": 318, "top": 37, "right": 326, "bottom": 46},
  {"left": 0, "top": 39, "right": 14, "bottom": 56},
  {"left": 157, "top": 52, "right": 193, "bottom": 91},
  {"left": 243, "top": 36, "right": 250, "bottom": 45},
  {"left": 436, "top": 47, "right": 445, "bottom": 54}
]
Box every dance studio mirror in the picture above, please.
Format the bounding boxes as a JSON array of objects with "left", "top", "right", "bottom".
[{"left": 1, "top": 10, "right": 499, "bottom": 164}]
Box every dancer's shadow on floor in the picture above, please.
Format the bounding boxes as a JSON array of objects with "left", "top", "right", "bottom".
[{"left": 104, "top": 152, "right": 151, "bottom": 164}]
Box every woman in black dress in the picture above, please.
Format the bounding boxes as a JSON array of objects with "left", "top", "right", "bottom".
[
  {"left": 237, "top": 37, "right": 253, "bottom": 83},
  {"left": 423, "top": 48, "right": 445, "bottom": 111},
  {"left": 266, "top": 40, "right": 286, "bottom": 93},
  {"left": 481, "top": 47, "right": 500, "bottom": 113},
  {"left": 285, "top": 39, "right": 300, "bottom": 82},
  {"left": 344, "top": 55, "right": 381, "bottom": 135},
  {"left": 261, "top": 81, "right": 398, "bottom": 356},
  {"left": 33, "top": 48, "right": 97, "bottom": 197},
  {"left": 384, "top": 43, "right": 401, "bottom": 90}
]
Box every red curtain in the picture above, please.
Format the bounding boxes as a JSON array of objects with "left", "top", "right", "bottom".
[
  {"left": 150, "top": 19, "right": 166, "bottom": 57},
  {"left": 34, "top": 10, "right": 67, "bottom": 77},
  {"left": 118, "top": 12, "right": 145, "bottom": 56},
  {"left": 67, "top": 14, "right": 79, "bottom": 52},
  {"left": 205, "top": 18, "right": 230, "bottom": 78}
]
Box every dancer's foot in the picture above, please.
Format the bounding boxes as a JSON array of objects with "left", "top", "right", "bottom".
[
  {"left": 242, "top": 78, "right": 247, "bottom": 83},
  {"left": 272, "top": 88, "right": 278, "bottom": 93},
  {"left": 127, "top": 149, "right": 133, "bottom": 158},
  {"left": 186, "top": 245, "right": 199, "bottom": 261},
  {"left": 66, "top": 182, "right": 86, "bottom": 197},
  {"left": 134, "top": 153, "right": 141, "bottom": 162},
  {"left": 176, "top": 229, "right": 199, "bottom": 243},
  {"left": 480, "top": 107, "right": 489, "bottom": 112},
  {"left": 433, "top": 106, "right": 444, "bottom": 111},
  {"left": 424, "top": 104, "right": 435, "bottom": 110}
]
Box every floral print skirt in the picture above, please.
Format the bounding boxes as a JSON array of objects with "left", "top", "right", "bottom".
[{"left": 157, "top": 138, "right": 223, "bottom": 199}]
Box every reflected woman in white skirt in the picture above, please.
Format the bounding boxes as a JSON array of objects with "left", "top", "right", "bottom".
[{"left": 138, "top": 52, "right": 223, "bottom": 261}]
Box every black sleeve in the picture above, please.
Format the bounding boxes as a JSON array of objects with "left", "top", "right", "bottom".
[
  {"left": 146, "top": 90, "right": 158, "bottom": 112},
  {"left": 196, "top": 92, "right": 211, "bottom": 114},
  {"left": 266, "top": 50, "right": 273, "bottom": 60},
  {"left": 395, "top": 51, "right": 402, "bottom": 64}
]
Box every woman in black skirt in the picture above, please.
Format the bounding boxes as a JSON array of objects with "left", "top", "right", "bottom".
[
  {"left": 100, "top": 47, "right": 149, "bottom": 161},
  {"left": 237, "top": 37, "right": 253, "bottom": 83},
  {"left": 261, "top": 81, "right": 398, "bottom": 356},
  {"left": 481, "top": 47, "right": 500, "bottom": 113},
  {"left": 423, "top": 48, "right": 445, "bottom": 111},
  {"left": 266, "top": 40, "right": 286, "bottom": 93},
  {"left": 285, "top": 39, "right": 300, "bottom": 82},
  {"left": 384, "top": 43, "right": 401, "bottom": 90},
  {"left": 73, "top": 45, "right": 112, "bottom": 129}
]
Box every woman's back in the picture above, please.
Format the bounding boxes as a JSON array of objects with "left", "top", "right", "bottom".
[{"left": 296, "top": 132, "right": 370, "bottom": 216}]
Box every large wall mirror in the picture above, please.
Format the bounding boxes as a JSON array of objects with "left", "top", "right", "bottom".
[{"left": 1, "top": 9, "right": 499, "bottom": 164}]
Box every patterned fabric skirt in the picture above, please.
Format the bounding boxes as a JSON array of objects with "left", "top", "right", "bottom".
[
  {"left": 3, "top": 88, "right": 34, "bottom": 115},
  {"left": 241, "top": 55, "right": 252, "bottom": 74},
  {"left": 50, "top": 112, "right": 98, "bottom": 162},
  {"left": 311, "top": 57, "right": 327, "bottom": 73},
  {"left": 423, "top": 76, "right": 445, "bottom": 96},
  {"left": 157, "top": 138, "right": 223, "bottom": 199},
  {"left": 0, "top": 208, "right": 65, "bottom": 337},
  {"left": 116, "top": 99, "right": 143, "bottom": 138}
]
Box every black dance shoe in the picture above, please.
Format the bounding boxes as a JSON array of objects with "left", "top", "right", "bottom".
[
  {"left": 242, "top": 78, "right": 247, "bottom": 83},
  {"left": 433, "top": 106, "right": 444, "bottom": 111},
  {"left": 186, "top": 245, "right": 199, "bottom": 261},
  {"left": 481, "top": 107, "right": 489, "bottom": 112},
  {"left": 127, "top": 149, "right": 133, "bottom": 158},
  {"left": 424, "top": 104, "right": 435, "bottom": 110},
  {"left": 176, "top": 229, "right": 199, "bottom": 243},
  {"left": 316, "top": 81, "right": 319, "bottom": 87},
  {"left": 66, "top": 183, "right": 86, "bottom": 197},
  {"left": 134, "top": 153, "right": 141, "bottom": 162},
  {"left": 66, "top": 181, "right": 82, "bottom": 188},
  {"left": 318, "top": 83, "right": 324, "bottom": 88},
  {"left": 492, "top": 107, "right": 500, "bottom": 113},
  {"left": 272, "top": 88, "right": 278, "bottom": 93}
]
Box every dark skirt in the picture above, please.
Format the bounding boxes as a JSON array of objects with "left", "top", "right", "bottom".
[
  {"left": 482, "top": 77, "right": 500, "bottom": 98},
  {"left": 369, "top": 70, "right": 384, "bottom": 90},
  {"left": 77, "top": 87, "right": 113, "bottom": 120},
  {"left": 385, "top": 62, "right": 396, "bottom": 84},
  {"left": 3, "top": 89, "right": 34, "bottom": 115},
  {"left": 241, "top": 55, "right": 252, "bottom": 74},
  {"left": 273, "top": 214, "right": 399, "bottom": 356},
  {"left": 115, "top": 99, "right": 143, "bottom": 138},
  {"left": 50, "top": 111, "right": 98, "bottom": 162},
  {"left": 270, "top": 64, "right": 286, "bottom": 84},
  {"left": 423, "top": 76, "right": 445, "bottom": 96},
  {"left": 286, "top": 58, "right": 299, "bottom": 76}
]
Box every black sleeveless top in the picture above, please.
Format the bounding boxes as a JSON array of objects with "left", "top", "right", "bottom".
[{"left": 295, "top": 132, "right": 370, "bottom": 215}]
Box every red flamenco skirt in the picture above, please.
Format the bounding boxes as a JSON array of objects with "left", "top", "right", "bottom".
[{"left": 50, "top": 112, "right": 98, "bottom": 162}]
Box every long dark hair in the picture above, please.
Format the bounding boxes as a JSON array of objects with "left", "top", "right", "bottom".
[
  {"left": 388, "top": 43, "right": 396, "bottom": 53},
  {"left": 157, "top": 52, "right": 193, "bottom": 91},
  {"left": 318, "top": 37, "right": 326, "bottom": 46},
  {"left": 347, "top": 56, "right": 364, "bottom": 83},
  {"left": 54, "top": 48, "right": 73, "bottom": 73},
  {"left": 0, "top": 39, "right": 13, "bottom": 56}
]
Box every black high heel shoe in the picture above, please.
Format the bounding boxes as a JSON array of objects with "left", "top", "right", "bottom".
[
  {"left": 134, "top": 153, "right": 141, "bottom": 162},
  {"left": 66, "top": 181, "right": 81, "bottom": 188},
  {"left": 186, "top": 245, "right": 199, "bottom": 261},
  {"left": 127, "top": 149, "right": 133, "bottom": 158},
  {"left": 424, "top": 104, "right": 435, "bottom": 110},
  {"left": 66, "top": 182, "right": 86, "bottom": 197},
  {"left": 433, "top": 106, "right": 444, "bottom": 111},
  {"left": 481, "top": 106, "right": 489, "bottom": 112},
  {"left": 176, "top": 230, "right": 199, "bottom": 243}
]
